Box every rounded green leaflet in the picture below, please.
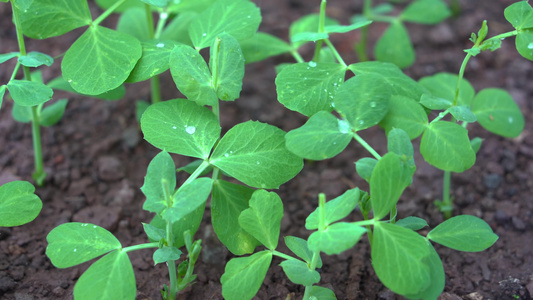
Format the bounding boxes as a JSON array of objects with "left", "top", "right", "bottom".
[
  {"left": 210, "top": 121, "right": 303, "bottom": 189},
  {"left": 379, "top": 95, "right": 428, "bottom": 139},
  {"left": 17, "top": 0, "right": 92, "bottom": 39},
  {"left": 221, "top": 251, "right": 272, "bottom": 300},
  {"left": 126, "top": 40, "right": 177, "bottom": 83},
  {"left": 40, "top": 99, "right": 68, "bottom": 127},
  {"left": 427, "top": 215, "right": 499, "bottom": 252},
  {"left": 73, "top": 250, "right": 135, "bottom": 300},
  {"left": 7, "top": 80, "right": 53, "bottom": 107},
  {"left": 471, "top": 88, "right": 524, "bottom": 138},
  {"left": 46, "top": 223, "right": 122, "bottom": 268},
  {"left": 62, "top": 25, "right": 142, "bottom": 95},
  {"left": 276, "top": 62, "right": 346, "bottom": 117},
  {"left": 334, "top": 73, "right": 391, "bottom": 132},
  {"left": 420, "top": 121, "right": 476, "bottom": 172},
  {"left": 209, "top": 33, "right": 245, "bottom": 101},
  {"left": 374, "top": 21, "right": 415, "bottom": 69},
  {"left": 240, "top": 32, "right": 292, "bottom": 64},
  {"left": 140, "top": 99, "right": 220, "bottom": 160},
  {"left": 516, "top": 30, "right": 533, "bottom": 61},
  {"left": 189, "top": 0, "right": 261, "bottom": 50},
  {"left": 370, "top": 153, "right": 409, "bottom": 220},
  {"left": 504, "top": 1, "right": 533, "bottom": 30},
  {"left": 419, "top": 72, "right": 475, "bottom": 106},
  {"left": 372, "top": 222, "right": 431, "bottom": 297},
  {"left": 141, "top": 151, "right": 177, "bottom": 214},
  {"left": 308, "top": 222, "right": 367, "bottom": 255},
  {"left": 279, "top": 260, "right": 320, "bottom": 286},
  {"left": 400, "top": 0, "right": 451, "bottom": 25},
  {"left": 285, "top": 111, "right": 352, "bottom": 160},
  {"left": 0, "top": 181, "right": 42, "bottom": 227},
  {"left": 116, "top": 7, "right": 150, "bottom": 42}
]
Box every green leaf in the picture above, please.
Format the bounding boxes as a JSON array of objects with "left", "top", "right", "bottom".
[
  {"left": 471, "top": 137, "right": 483, "bottom": 154},
  {"left": 177, "top": 159, "right": 214, "bottom": 176},
  {"left": 355, "top": 157, "right": 377, "bottom": 182},
  {"left": 127, "top": 40, "right": 177, "bottom": 83},
  {"left": 400, "top": 0, "right": 451, "bottom": 24},
  {"left": 95, "top": 0, "right": 142, "bottom": 12},
  {"left": 40, "top": 99, "right": 68, "bottom": 127},
  {"left": 349, "top": 61, "right": 426, "bottom": 102},
  {"left": 0, "top": 85, "right": 6, "bottom": 110},
  {"left": 169, "top": 43, "right": 218, "bottom": 106},
  {"left": 374, "top": 22, "right": 415, "bottom": 69},
  {"left": 306, "top": 188, "right": 360, "bottom": 230},
  {"left": 18, "top": 52, "right": 53, "bottom": 67},
  {"left": 221, "top": 251, "right": 272, "bottom": 300},
  {"left": 141, "top": 151, "right": 176, "bottom": 214},
  {"left": 211, "top": 180, "right": 260, "bottom": 255},
  {"left": 17, "top": 0, "right": 92, "bottom": 39},
  {"left": 7, "top": 80, "right": 53, "bottom": 106},
  {"left": 396, "top": 216, "right": 428, "bottom": 231},
  {"left": 210, "top": 121, "right": 303, "bottom": 189},
  {"left": 379, "top": 95, "right": 428, "bottom": 139},
  {"left": 334, "top": 74, "right": 391, "bottom": 131},
  {"left": 210, "top": 33, "right": 245, "bottom": 101},
  {"left": 285, "top": 111, "right": 352, "bottom": 160},
  {"left": 284, "top": 236, "right": 322, "bottom": 267},
  {"left": 46, "top": 223, "right": 122, "bottom": 268},
  {"left": 370, "top": 153, "right": 410, "bottom": 220},
  {"left": 12, "top": 103, "right": 32, "bottom": 123},
  {"left": 141, "top": 0, "right": 169, "bottom": 8},
  {"left": 142, "top": 223, "right": 166, "bottom": 241},
  {"left": 427, "top": 215, "right": 499, "bottom": 252},
  {"left": 0, "top": 181, "right": 42, "bottom": 227},
  {"left": 448, "top": 105, "right": 477, "bottom": 123},
  {"left": 308, "top": 222, "right": 367, "bottom": 255},
  {"left": 420, "top": 121, "right": 476, "bottom": 172},
  {"left": 325, "top": 20, "right": 372, "bottom": 33},
  {"left": 117, "top": 7, "right": 150, "bottom": 41},
  {"left": 73, "top": 250, "right": 135, "bottom": 300},
  {"left": 372, "top": 222, "right": 431, "bottom": 296},
  {"left": 276, "top": 62, "right": 346, "bottom": 116},
  {"left": 504, "top": 1, "right": 533, "bottom": 30},
  {"left": 404, "top": 244, "right": 445, "bottom": 300},
  {"left": 291, "top": 32, "right": 329, "bottom": 43},
  {"left": 280, "top": 260, "right": 320, "bottom": 286},
  {"left": 387, "top": 128, "right": 416, "bottom": 185},
  {"left": 289, "top": 14, "right": 339, "bottom": 49},
  {"left": 160, "top": 12, "right": 196, "bottom": 46},
  {"left": 238, "top": 190, "right": 283, "bottom": 250},
  {"left": 309, "top": 286, "right": 337, "bottom": 300},
  {"left": 62, "top": 26, "right": 142, "bottom": 95},
  {"left": 189, "top": 0, "right": 261, "bottom": 50},
  {"left": 149, "top": 206, "right": 205, "bottom": 248},
  {"left": 239, "top": 32, "right": 292, "bottom": 64},
  {"left": 0, "top": 52, "right": 19, "bottom": 64},
  {"left": 516, "top": 30, "right": 533, "bottom": 60},
  {"left": 419, "top": 93, "right": 452, "bottom": 110},
  {"left": 161, "top": 178, "right": 212, "bottom": 223},
  {"left": 153, "top": 247, "right": 182, "bottom": 265},
  {"left": 141, "top": 99, "right": 221, "bottom": 159},
  {"left": 47, "top": 77, "right": 126, "bottom": 100},
  {"left": 419, "top": 72, "right": 475, "bottom": 106}
]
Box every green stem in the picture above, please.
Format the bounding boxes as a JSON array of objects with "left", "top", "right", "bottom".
[
  {"left": 312, "top": 0, "right": 328, "bottom": 62},
  {"left": 352, "top": 132, "right": 381, "bottom": 160},
  {"left": 12, "top": 2, "right": 46, "bottom": 185},
  {"left": 181, "top": 160, "right": 210, "bottom": 187},
  {"left": 150, "top": 74, "right": 162, "bottom": 103},
  {"left": 354, "top": 26, "right": 369, "bottom": 62},
  {"left": 290, "top": 49, "right": 305, "bottom": 63},
  {"left": 145, "top": 4, "right": 155, "bottom": 39},
  {"left": 324, "top": 39, "right": 347, "bottom": 67},
  {"left": 272, "top": 250, "right": 299, "bottom": 262},
  {"left": 154, "top": 10, "right": 169, "bottom": 40},
  {"left": 453, "top": 52, "right": 472, "bottom": 106},
  {"left": 93, "top": 0, "right": 129, "bottom": 26},
  {"left": 123, "top": 242, "right": 159, "bottom": 253}
]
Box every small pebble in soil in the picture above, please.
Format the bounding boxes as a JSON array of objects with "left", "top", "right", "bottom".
[
  {"left": 511, "top": 216, "right": 526, "bottom": 231},
  {"left": 97, "top": 156, "right": 125, "bottom": 181},
  {"left": 483, "top": 173, "right": 503, "bottom": 189}
]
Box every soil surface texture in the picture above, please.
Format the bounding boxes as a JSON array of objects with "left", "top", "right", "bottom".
[{"left": 1, "top": 0, "right": 532, "bottom": 299}]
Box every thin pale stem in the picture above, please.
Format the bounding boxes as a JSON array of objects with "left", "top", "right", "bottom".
[
  {"left": 324, "top": 39, "right": 347, "bottom": 67},
  {"left": 352, "top": 132, "right": 381, "bottom": 160},
  {"left": 123, "top": 242, "right": 159, "bottom": 253},
  {"left": 312, "top": 0, "right": 327, "bottom": 62},
  {"left": 154, "top": 10, "right": 169, "bottom": 39},
  {"left": 93, "top": 0, "right": 129, "bottom": 26}
]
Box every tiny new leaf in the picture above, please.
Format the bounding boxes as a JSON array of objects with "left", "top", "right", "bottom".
[
  {"left": 427, "top": 215, "right": 499, "bottom": 252},
  {"left": 306, "top": 188, "right": 360, "bottom": 230},
  {"left": 374, "top": 21, "right": 415, "bottom": 69},
  {"left": 210, "top": 33, "right": 245, "bottom": 101},
  {"left": 284, "top": 236, "right": 322, "bottom": 268},
  {"left": 210, "top": 121, "right": 303, "bottom": 189},
  {"left": 161, "top": 178, "right": 213, "bottom": 223},
  {"left": 127, "top": 40, "right": 177, "bottom": 83},
  {"left": 309, "top": 286, "right": 337, "bottom": 300},
  {"left": 141, "top": 99, "right": 221, "bottom": 159},
  {"left": 308, "top": 222, "right": 367, "bottom": 255},
  {"left": 211, "top": 180, "right": 260, "bottom": 255},
  {"left": 18, "top": 51, "right": 54, "bottom": 67},
  {"left": 149, "top": 205, "right": 205, "bottom": 249},
  {"left": 141, "top": 151, "right": 176, "bottom": 214},
  {"left": 400, "top": 0, "right": 451, "bottom": 25},
  {"left": 221, "top": 250, "right": 272, "bottom": 300},
  {"left": 0, "top": 181, "right": 42, "bottom": 227},
  {"left": 40, "top": 99, "right": 68, "bottom": 127},
  {"left": 46, "top": 223, "right": 122, "bottom": 268},
  {"left": 7, "top": 80, "right": 53, "bottom": 107},
  {"left": 73, "top": 250, "right": 135, "bottom": 300},
  {"left": 153, "top": 247, "right": 182, "bottom": 265},
  {"left": 238, "top": 190, "right": 283, "bottom": 250},
  {"left": 355, "top": 157, "right": 377, "bottom": 182},
  {"left": 419, "top": 73, "right": 475, "bottom": 106},
  {"left": 396, "top": 216, "right": 429, "bottom": 231}
]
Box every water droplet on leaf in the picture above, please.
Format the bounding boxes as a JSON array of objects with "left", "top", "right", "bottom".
[
  {"left": 508, "top": 117, "right": 514, "bottom": 123},
  {"left": 370, "top": 101, "right": 376, "bottom": 108},
  {"left": 185, "top": 126, "right": 196, "bottom": 134},
  {"left": 202, "top": 33, "right": 207, "bottom": 37},
  {"left": 156, "top": 42, "right": 165, "bottom": 48},
  {"left": 308, "top": 61, "right": 317, "bottom": 67},
  {"left": 337, "top": 119, "right": 351, "bottom": 134}
]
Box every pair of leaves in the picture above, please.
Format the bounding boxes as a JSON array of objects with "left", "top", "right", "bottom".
[
  {"left": 141, "top": 99, "right": 303, "bottom": 189},
  {"left": 504, "top": 1, "right": 533, "bottom": 60},
  {"left": 46, "top": 223, "right": 135, "bottom": 300}
]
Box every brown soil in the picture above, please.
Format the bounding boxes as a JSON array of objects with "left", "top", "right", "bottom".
[{"left": 1, "top": 0, "right": 532, "bottom": 299}]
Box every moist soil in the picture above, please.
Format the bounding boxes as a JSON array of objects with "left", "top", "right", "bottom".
[{"left": 1, "top": 0, "right": 532, "bottom": 299}]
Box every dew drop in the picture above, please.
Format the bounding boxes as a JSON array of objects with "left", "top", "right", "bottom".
[
  {"left": 156, "top": 42, "right": 165, "bottom": 48},
  {"left": 331, "top": 102, "right": 336, "bottom": 108},
  {"left": 185, "top": 126, "right": 196, "bottom": 134},
  {"left": 308, "top": 61, "right": 317, "bottom": 67},
  {"left": 172, "top": 126, "right": 177, "bottom": 129},
  {"left": 359, "top": 120, "right": 365, "bottom": 125},
  {"left": 67, "top": 79, "right": 73, "bottom": 83},
  {"left": 304, "top": 77, "right": 307, "bottom": 80},
  {"left": 160, "top": 12, "right": 168, "bottom": 20},
  {"left": 528, "top": 42, "right": 533, "bottom": 49},
  {"left": 370, "top": 101, "right": 376, "bottom": 108},
  {"left": 256, "top": 161, "right": 260, "bottom": 165},
  {"left": 508, "top": 117, "right": 514, "bottom": 123},
  {"left": 202, "top": 33, "right": 207, "bottom": 37},
  {"left": 224, "top": 153, "right": 229, "bottom": 157},
  {"left": 74, "top": 248, "right": 77, "bottom": 252},
  {"left": 93, "top": 226, "right": 97, "bottom": 228},
  {"left": 337, "top": 119, "right": 351, "bottom": 134}
]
